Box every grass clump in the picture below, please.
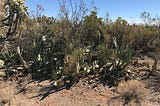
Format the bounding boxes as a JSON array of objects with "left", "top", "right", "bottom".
[
  {"left": 108, "top": 80, "right": 149, "bottom": 106},
  {"left": 116, "top": 80, "right": 148, "bottom": 106}
]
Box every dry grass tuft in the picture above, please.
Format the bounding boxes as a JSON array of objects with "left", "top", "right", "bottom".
[
  {"left": 116, "top": 80, "right": 148, "bottom": 106},
  {"left": 0, "top": 96, "right": 10, "bottom": 106},
  {"left": 107, "top": 80, "right": 149, "bottom": 106}
]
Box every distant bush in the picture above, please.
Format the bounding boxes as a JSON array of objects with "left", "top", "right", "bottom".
[{"left": 132, "top": 26, "right": 160, "bottom": 53}]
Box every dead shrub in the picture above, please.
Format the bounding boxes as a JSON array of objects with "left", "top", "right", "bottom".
[
  {"left": 116, "top": 80, "right": 148, "bottom": 106},
  {"left": 108, "top": 80, "right": 149, "bottom": 106}
]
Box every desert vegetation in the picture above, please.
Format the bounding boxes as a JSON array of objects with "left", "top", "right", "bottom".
[{"left": 0, "top": 0, "right": 160, "bottom": 106}]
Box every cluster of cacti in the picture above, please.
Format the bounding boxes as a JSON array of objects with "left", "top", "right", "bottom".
[
  {"left": 0, "top": 0, "right": 160, "bottom": 89},
  {"left": 0, "top": 15, "right": 155, "bottom": 88},
  {"left": 104, "top": 35, "right": 133, "bottom": 86},
  {"left": 24, "top": 35, "right": 66, "bottom": 80}
]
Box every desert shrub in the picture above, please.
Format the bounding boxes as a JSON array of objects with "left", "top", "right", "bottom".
[
  {"left": 108, "top": 80, "right": 148, "bottom": 106},
  {"left": 80, "top": 11, "right": 104, "bottom": 49},
  {"left": 108, "top": 17, "right": 133, "bottom": 47},
  {"left": 116, "top": 80, "right": 148, "bottom": 106},
  {"left": 0, "top": 97, "right": 9, "bottom": 106},
  {"left": 62, "top": 48, "right": 84, "bottom": 87},
  {"left": 63, "top": 46, "right": 100, "bottom": 86},
  {"left": 132, "top": 26, "right": 160, "bottom": 53},
  {"left": 97, "top": 44, "right": 109, "bottom": 66}
]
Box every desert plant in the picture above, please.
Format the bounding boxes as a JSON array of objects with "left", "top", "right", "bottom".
[
  {"left": 149, "top": 52, "right": 158, "bottom": 71},
  {"left": 108, "top": 17, "right": 132, "bottom": 47},
  {"left": 132, "top": 25, "right": 160, "bottom": 53},
  {"left": 27, "top": 35, "right": 66, "bottom": 80},
  {"left": 0, "top": 97, "right": 9, "bottom": 106},
  {"left": 116, "top": 80, "right": 148, "bottom": 106},
  {"left": 63, "top": 47, "right": 90, "bottom": 81},
  {"left": 103, "top": 35, "right": 133, "bottom": 86},
  {"left": 0, "top": 41, "right": 17, "bottom": 69},
  {"left": 16, "top": 46, "right": 28, "bottom": 69},
  {"left": 80, "top": 11, "right": 104, "bottom": 48},
  {"left": 1, "top": 0, "right": 28, "bottom": 37},
  {"left": 107, "top": 80, "right": 148, "bottom": 106}
]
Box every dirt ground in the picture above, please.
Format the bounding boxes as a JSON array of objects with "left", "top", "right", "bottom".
[
  {"left": 0, "top": 80, "right": 112, "bottom": 106},
  {"left": 0, "top": 55, "right": 160, "bottom": 106},
  {"left": 0, "top": 78, "right": 159, "bottom": 106}
]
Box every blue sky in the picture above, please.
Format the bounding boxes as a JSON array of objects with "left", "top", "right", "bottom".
[{"left": 26, "top": 0, "right": 160, "bottom": 23}]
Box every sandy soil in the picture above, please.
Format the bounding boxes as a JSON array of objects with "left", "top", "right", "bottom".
[
  {"left": 0, "top": 78, "right": 159, "bottom": 106},
  {"left": 0, "top": 80, "right": 113, "bottom": 106}
]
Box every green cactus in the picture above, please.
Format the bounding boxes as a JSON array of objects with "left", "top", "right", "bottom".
[
  {"left": 1, "top": 0, "right": 28, "bottom": 37},
  {"left": 104, "top": 36, "right": 133, "bottom": 86}
]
